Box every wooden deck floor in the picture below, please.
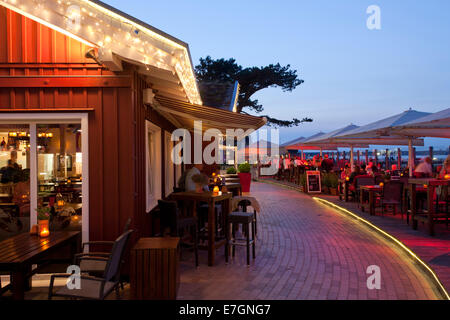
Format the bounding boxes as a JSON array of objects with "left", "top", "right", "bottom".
[
  {"left": 178, "top": 182, "right": 442, "bottom": 300},
  {"left": 0, "top": 182, "right": 444, "bottom": 300}
]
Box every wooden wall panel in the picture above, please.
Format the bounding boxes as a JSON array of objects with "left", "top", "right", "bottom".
[
  {"left": 0, "top": 7, "right": 141, "bottom": 247},
  {"left": 0, "top": 7, "right": 91, "bottom": 64},
  {"left": 0, "top": 7, "right": 7, "bottom": 63}
]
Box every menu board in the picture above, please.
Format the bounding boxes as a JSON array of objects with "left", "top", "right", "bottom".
[{"left": 306, "top": 171, "right": 322, "bottom": 194}]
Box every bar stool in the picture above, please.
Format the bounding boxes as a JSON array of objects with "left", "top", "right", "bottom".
[
  {"left": 225, "top": 212, "right": 256, "bottom": 266},
  {"left": 237, "top": 199, "right": 258, "bottom": 236}
]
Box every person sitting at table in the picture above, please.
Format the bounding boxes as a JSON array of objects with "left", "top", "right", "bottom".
[
  {"left": 321, "top": 154, "right": 334, "bottom": 172},
  {"left": 360, "top": 164, "right": 367, "bottom": 175},
  {"left": 415, "top": 157, "right": 433, "bottom": 178},
  {"left": 439, "top": 155, "right": 450, "bottom": 179},
  {"left": 0, "top": 150, "right": 22, "bottom": 184},
  {"left": 349, "top": 165, "right": 362, "bottom": 183},
  {"left": 185, "top": 164, "right": 209, "bottom": 192},
  {"left": 366, "top": 162, "right": 378, "bottom": 176}
]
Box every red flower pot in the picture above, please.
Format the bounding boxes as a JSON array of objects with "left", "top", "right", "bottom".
[{"left": 238, "top": 173, "right": 252, "bottom": 193}]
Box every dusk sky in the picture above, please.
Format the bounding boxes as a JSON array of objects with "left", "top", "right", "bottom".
[{"left": 106, "top": 0, "right": 450, "bottom": 150}]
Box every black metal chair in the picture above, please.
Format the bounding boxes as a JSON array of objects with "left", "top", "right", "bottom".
[
  {"left": 75, "top": 218, "right": 132, "bottom": 290},
  {"left": 48, "top": 230, "right": 133, "bottom": 300},
  {"left": 158, "top": 200, "right": 198, "bottom": 267}
]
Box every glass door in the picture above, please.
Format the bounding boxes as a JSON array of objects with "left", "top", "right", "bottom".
[
  {"left": 37, "top": 123, "right": 83, "bottom": 233},
  {"left": 0, "top": 124, "right": 30, "bottom": 241}
]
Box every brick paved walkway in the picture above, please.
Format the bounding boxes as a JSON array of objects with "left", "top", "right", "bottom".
[{"left": 178, "top": 182, "right": 441, "bottom": 300}]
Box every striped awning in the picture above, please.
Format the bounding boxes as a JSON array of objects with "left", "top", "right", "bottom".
[{"left": 153, "top": 96, "right": 267, "bottom": 132}]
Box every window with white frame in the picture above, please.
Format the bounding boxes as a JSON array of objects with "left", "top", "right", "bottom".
[
  {"left": 146, "top": 121, "right": 162, "bottom": 211},
  {"left": 164, "top": 131, "right": 174, "bottom": 196}
]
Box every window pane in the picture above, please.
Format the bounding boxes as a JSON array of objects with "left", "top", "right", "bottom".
[
  {"left": 0, "top": 124, "right": 30, "bottom": 241},
  {"left": 37, "top": 124, "right": 82, "bottom": 232}
]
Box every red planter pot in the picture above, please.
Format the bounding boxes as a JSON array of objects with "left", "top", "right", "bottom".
[{"left": 238, "top": 173, "right": 252, "bottom": 193}]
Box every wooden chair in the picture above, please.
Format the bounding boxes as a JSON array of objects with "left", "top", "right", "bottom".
[
  {"left": 354, "top": 175, "right": 375, "bottom": 202},
  {"left": 380, "top": 181, "right": 403, "bottom": 217}
]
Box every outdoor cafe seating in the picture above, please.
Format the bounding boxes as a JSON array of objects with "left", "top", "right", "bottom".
[
  {"left": 272, "top": 156, "right": 450, "bottom": 237},
  {"left": 48, "top": 230, "right": 134, "bottom": 300}
]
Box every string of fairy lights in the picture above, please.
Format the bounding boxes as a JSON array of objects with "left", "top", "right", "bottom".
[{"left": 0, "top": 0, "right": 202, "bottom": 105}]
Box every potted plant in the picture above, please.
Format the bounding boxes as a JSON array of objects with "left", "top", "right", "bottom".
[
  {"left": 321, "top": 173, "right": 330, "bottom": 194},
  {"left": 36, "top": 206, "right": 51, "bottom": 237},
  {"left": 238, "top": 162, "right": 252, "bottom": 193},
  {"left": 226, "top": 167, "right": 237, "bottom": 175},
  {"left": 329, "top": 173, "right": 339, "bottom": 196},
  {"left": 299, "top": 173, "right": 307, "bottom": 192}
]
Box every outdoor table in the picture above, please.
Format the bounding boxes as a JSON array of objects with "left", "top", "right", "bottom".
[
  {"left": 360, "top": 185, "right": 383, "bottom": 216},
  {"left": 0, "top": 231, "right": 81, "bottom": 300},
  {"left": 170, "top": 192, "right": 232, "bottom": 266},
  {"left": 401, "top": 180, "right": 426, "bottom": 224},
  {"left": 408, "top": 178, "right": 449, "bottom": 236},
  {"left": 222, "top": 183, "right": 242, "bottom": 196},
  {"left": 338, "top": 178, "right": 350, "bottom": 202}
]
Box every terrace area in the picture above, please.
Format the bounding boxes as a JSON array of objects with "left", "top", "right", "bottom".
[{"left": 0, "top": 182, "right": 444, "bottom": 300}]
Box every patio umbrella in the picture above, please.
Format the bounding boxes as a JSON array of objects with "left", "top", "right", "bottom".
[
  {"left": 335, "top": 109, "right": 431, "bottom": 139},
  {"left": 390, "top": 108, "right": 450, "bottom": 138},
  {"left": 303, "top": 124, "right": 360, "bottom": 169},
  {"left": 387, "top": 108, "right": 450, "bottom": 176},
  {"left": 304, "top": 124, "right": 420, "bottom": 170},
  {"left": 281, "top": 133, "right": 339, "bottom": 158},
  {"left": 331, "top": 109, "right": 430, "bottom": 176}
]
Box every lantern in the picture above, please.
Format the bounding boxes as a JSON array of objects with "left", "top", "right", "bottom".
[
  {"left": 40, "top": 227, "right": 50, "bottom": 238},
  {"left": 212, "top": 172, "right": 216, "bottom": 177},
  {"left": 38, "top": 220, "right": 50, "bottom": 238},
  {"left": 345, "top": 177, "right": 350, "bottom": 182},
  {"left": 445, "top": 174, "right": 449, "bottom": 180},
  {"left": 379, "top": 182, "right": 384, "bottom": 188},
  {"left": 213, "top": 186, "right": 220, "bottom": 195},
  {"left": 56, "top": 193, "right": 65, "bottom": 208}
]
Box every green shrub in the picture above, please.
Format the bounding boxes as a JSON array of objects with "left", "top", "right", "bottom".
[
  {"left": 299, "top": 174, "right": 307, "bottom": 188},
  {"left": 321, "top": 173, "right": 331, "bottom": 188},
  {"left": 328, "top": 173, "right": 339, "bottom": 188},
  {"left": 226, "top": 167, "right": 237, "bottom": 174},
  {"left": 238, "top": 162, "right": 251, "bottom": 173}
]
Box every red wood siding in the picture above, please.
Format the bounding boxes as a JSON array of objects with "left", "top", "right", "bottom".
[
  {"left": 0, "top": 7, "right": 138, "bottom": 243},
  {"left": 132, "top": 72, "right": 178, "bottom": 232}
]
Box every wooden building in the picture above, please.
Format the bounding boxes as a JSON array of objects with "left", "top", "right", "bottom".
[{"left": 0, "top": 0, "right": 265, "bottom": 245}]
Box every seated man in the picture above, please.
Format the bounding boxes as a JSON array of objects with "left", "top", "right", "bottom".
[
  {"left": 415, "top": 157, "right": 433, "bottom": 177},
  {"left": 185, "top": 164, "right": 209, "bottom": 192}
]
